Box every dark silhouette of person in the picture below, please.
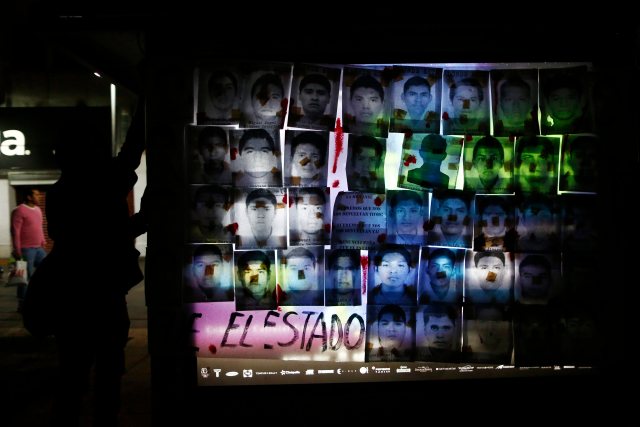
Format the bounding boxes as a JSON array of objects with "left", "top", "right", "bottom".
[
  {"left": 46, "top": 99, "right": 147, "bottom": 426},
  {"left": 406, "top": 134, "right": 449, "bottom": 190}
]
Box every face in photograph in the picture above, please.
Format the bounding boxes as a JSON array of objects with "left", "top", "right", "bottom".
[
  {"left": 239, "top": 256, "right": 270, "bottom": 298},
  {"left": 198, "top": 128, "right": 227, "bottom": 170},
  {"left": 377, "top": 252, "right": 411, "bottom": 291},
  {"left": 246, "top": 194, "right": 276, "bottom": 241},
  {"left": 251, "top": 74, "right": 284, "bottom": 121},
  {"left": 285, "top": 253, "right": 318, "bottom": 292},
  {"left": 481, "top": 203, "right": 507, "bottom": 237},
  {"left": 209, "top": 71, "right": 237, "bottom": 114},
  {"left": 519, "top": 145, "right": 552, "bottom": 183},
  {"left": 290, "top": 135, "right": 324, "bottom": 181},
  {"left": 295, "top": 190, "right": 325, "bottom": 237},
  {"left": 378, "top": 309, "right": 407, "bottom": 350},
  {"left": 240, "top": 135, "right": 276, "bottom": 179},
  {"left": 474, "top": 146, "right": 504, "bottom": 185},
  {"left": 300, "top": 83, "right": 330, "bottom": 117},
  {"left": 194, "top": 188, "right": 227, "bottom": 227},
  {"left": 519, "top": 257, "right": 552, "bottom": 300},
  {"left": 424, "top": 314, "right": 455, "bottom": 351},
  {"left": 353, "top": 145, "right": 379, "bottom": 178},
  {"left": 330, "top": 253, "right": 358, "bottom": 294},
  {"left": 452, "top": 83, "right": 482, "bottom": 120},
  {"left": 393, "top": 198, "right": 423, "bottom": 235},
  {"left": 427, "top": 253, "right": 454, "bottom": 295},
  {"left": 351, "top": 87, "right": 383, "bottom": 123},
  {"left": 500, "top": 82, "right": 531, "bottom": 125},
  {"left": 547, "top": 87, "right": 581, "bottom": 122},
  {"left": 192, "top": 249, "right": 223, "bottom": 289},
  {"left": 401, "top": 78, "right": 431, "bottom": 120},
  {"left": 474, "top": 253, "right": 506, "bottom": 292},
  {"left": 437, "top": 197, "right": 468, "bottom": 236}
]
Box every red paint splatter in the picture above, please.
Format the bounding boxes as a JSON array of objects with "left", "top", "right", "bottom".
[
  {"left": 282, "top": 193, "right": 288, "bottom": 206},
  {"left": 324, "top": 223, "right": 331, "bottom": 233},
  {"left": 275, "top": 283, "right": 285, "bottom": 305},
  {"left": 208, "top": 344, "right": 217, "bottom": 354},
  {"left": 360, "top": 255, "right": 368, "bottom": 295},
  {"left": 332, "top": 118, "right": 344, "bottom": 173},
  {"left": 332, "top": 180, "right": 340, "bottom": 188},
  {"left": 403, "top": 154, "right": 417, "bottom": 167},
  {"left": 465, "top": 134, "right": 473, "bottom": 141},
  {"left": 279, "top": 98, "right": 288, "bottom": 128},
  {"left": 404, "top": 129, "right": 414, "bottom": 139},
  {"left": 442, "top": 112, "right": 450, "bottom": 121},
  {"left": 230, "top": 147, "right": 238, "bottom": 160},
  {"left": 377, "top": 233, "right": 387, "bottom": 243},
  {"left": 226, "top": 223, "right": 239, "bottom": 235},
  {"left": 374, "top": 196, "right": 383, "bottom": 207}
]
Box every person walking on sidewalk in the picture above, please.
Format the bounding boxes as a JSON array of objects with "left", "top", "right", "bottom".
[{"left": 11, "top": 187, "right": 47, "bottom": 311}]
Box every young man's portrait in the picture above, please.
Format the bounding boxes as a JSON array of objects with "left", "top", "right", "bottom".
[
  {"left": 288, "top": 65, "right": 340, "bottom": 131},
  {"left": 443, "top": 70, "right": 490, "bottom": 135},
  {"left": 418, "top": 247, "right": 464, "bottom": 304},
  {"left": 234, "top": 188, "right": 287, "bottom": 249},
  {"left": 187, "top": 126, "right": 232, "bottom": 185},
  {"left": 277, "top": 246, "right": 324, "bottom": 306},
  {"left": 284, "top": 130, "right": 328, "bottom": 187},
  {"left": 346, "top": 134, "right": 386, "bottom": 193},
  {"left": 365, "top": 304, "right": 414, "bottom": 362},
  {"left": 188, "top": 185, "right": 234, "bottom": 243},
  {"left": 416, "top": 304, "right": 461, "bottom": 362},
  {"left": 427, "top": 190, "right": 474, "bottom": 249},
  {"left": 231, "top": 128, "right": 282, "bottom": 187},
  {"left": 464, "top": 251, "right": 513, "bottom": 304},
  {"left": 342, "top": 67, "right": 389, "bottom": 137},
  {"left": 463, "top": 136, "right": 514, "bottom": 194},
  {"left": 325, "top": 249, "right": 362, "bottom": 306},
  {"left": 385, "top": 190, "right": 428, "bottom": 246},
  {"left": 183, "top": 244, "right": 234, "bottom": 303},
  {"left": 234, "top": 249, "right": 278, "bottom": 311},
  {"left": 491, "top": 69, "right": 538, "bottom": 136},
  {"left": 197, "top": 66, "right": 242, "bottom": 126},
  {"left": 389, "top": 66, "right": 442, "bottom": 134},
  {"left": 288, "top": 187, "right": 330, "bottom": 246}
]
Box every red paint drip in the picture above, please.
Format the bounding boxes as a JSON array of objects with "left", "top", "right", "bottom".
[
  {"left": 404, "top": 129, "right": 414, "bottom": 139},
  {"left": 374, "top": 196, "right": 383, "bottom": 207},
  {"left": 465, "top": 134, "right": 473, "bottom": 141},
  {"left": 230, "top": 147, "right": 238, "bottom": 161},
  {"left": 332, "top": 179, "right": 340, "bottom": 188},
  {"left": 332, "top": 118, "right": 344, "bottom": 173},
  {"left": 280, "top": 98, "right": 288, "bottom": 128},
  {"left": 360, "top": 255, "right": 368, "bottom": 295},
  {"left": 226, "top": 223, "right": 239, "bottom": 235},
  {"left": 282, "top": 193, "right": 288, "bottom": 206},
  {"left": 208, "top": 344, "right": 217, "bottom": 354},
  {"left": 275, "top": 283, "right": 285, "bottom": 305},
  {"left": 442, "top": 112, "right": 450, "bottom": 121}
]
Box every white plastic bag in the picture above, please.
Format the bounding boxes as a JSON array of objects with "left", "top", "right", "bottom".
[{"left": 9, "top": 260, "right": 28, "bottom": 286}]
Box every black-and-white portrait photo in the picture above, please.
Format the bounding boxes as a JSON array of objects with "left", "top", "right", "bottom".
[
  {"left": 345, "top": 134, "right": 386, "bottom": 193},
  {"left": 365, "top": 304, "right": 414, "bottom": 362},
  {"left": 463, "top": 136, "right": 514, "bottom": 194},
  {"left": 239, "top": 64, "right": 292, "bottom": 130},
  {"left": 342, "top": 67, "right": 390, "bottom": 137},
  {"left": 491, "top": 69, "right": 538, "bottom": 136},
  {"left": 230, "top": 128, "right": 282, "bottom": 187},
  {"left": 288, "top": 187, "right": 330, "bottom": 246},
  {"left": 385, "top": 190, "right": 428, "bottom": 246},
  {"left": 442, "top": 69, "right": 490, "bottom": 135},
  {"left": 284, "top": 130, "right": 328, "bottom": 187},
  {"left": 428, "top": 190, "right": 474, "bottom": 249},
  {"left": 186, "top": 126, "right": 232, "bottom": 185},
  {"left": 325, "top": 249, "right": 362, "bottom": 306},
  {"left": 515, "top": 253, "right": 561, "bottom": 305},
  {"left": 514, "top": 136, "right": 560, "bottom": 195},
  {"left": 233, "top": 187, "right": 287, "bottom": 250},
  {"left": 196, "top": 65, "right": 242, "bottom": 126},
  {"left": 463, "top": 304, "right": 512, "bottom": 364},
  {"left": 540, "top": 66, "right": 594, "bottom": 135},
  {"left": 416, "top": 304, "right": 461, "bottom": 362},
  {"left": 288, "top": 64, "right": 340, "bottom": 131},
  {"left": 389, "top": 66, "right": 442, "bottom": 134},
  {"left": 465, "top": 251, "right": 513, "bottom": 304},
  {"left": 398, "top": 134, "right": 461, "bottom": 191},
  {"left": 368, "top": 244, "right": 418, "bottom": 306},
  {"left": 473, "top": 195, "right": 517, "bottom": 252},
  {"left": 188, "top": 185, "right": 234, "bottom": 243},
  {"left": 515, "top": 195, "right": 560, "bottom": 253},
  {"left": 559, "top": 134, "right": 598, "bottom": 193}
]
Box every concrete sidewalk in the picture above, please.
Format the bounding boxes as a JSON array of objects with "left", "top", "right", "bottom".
[{"left": 0, "top": 260, "right": 151, "bottom": 427}]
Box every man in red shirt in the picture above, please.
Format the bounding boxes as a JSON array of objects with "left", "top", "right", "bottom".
[{"left": 11, "top": 187, "right": 47, "bottom": 310}]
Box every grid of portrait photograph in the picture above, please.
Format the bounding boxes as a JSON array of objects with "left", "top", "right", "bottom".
[{"left": 186, "top": 61, "right": 599, "bottom": 367}]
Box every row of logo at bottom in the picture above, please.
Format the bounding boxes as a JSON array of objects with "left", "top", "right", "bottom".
[{"left": 200, "top": 364, "right": 590, "bottom": 379}]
